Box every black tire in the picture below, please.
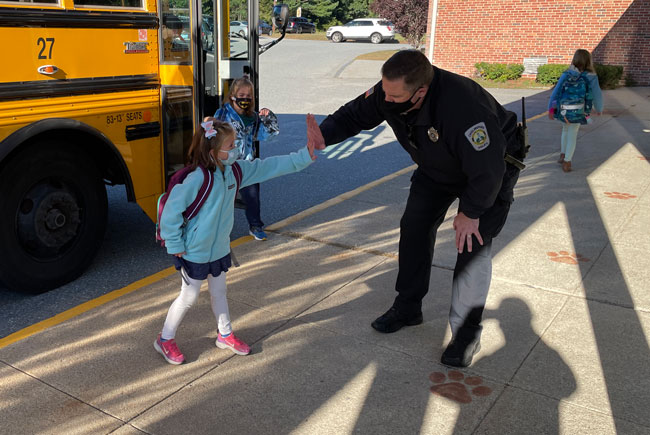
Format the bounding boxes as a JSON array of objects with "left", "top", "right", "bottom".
[
  {"left": 310, "top": 27, "right": 315, "bottom": 34},
  {"left": 331, "top": 32, "right": 343, "bottom": 43},
  {"left": 0, "top": 143, "right": 108, "bottom": 293},
  {"left": 296, "top": 26, "right": 302, "bottom": 34},
  {"left": 267, "top": 29, "right": 273, "bottom": 36},
  {"left": 370, "top": 32, "right": 382, "bottom": 44}
]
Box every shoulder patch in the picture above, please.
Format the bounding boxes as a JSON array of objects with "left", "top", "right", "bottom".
[
  {"left": 364, "top": 86, "right": 375, "bottom": 98},
  {"left": 464, "top": 122, "right": 490, "bottom": 151}
]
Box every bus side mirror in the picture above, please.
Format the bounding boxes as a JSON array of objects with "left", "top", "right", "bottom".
[{"left": 272, "top": 4, "right": 289, "bottom": 32}]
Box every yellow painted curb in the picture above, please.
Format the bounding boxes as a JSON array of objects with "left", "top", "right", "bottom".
[{"left": 0, "top": 235, "right": 253, "bottom": 349}]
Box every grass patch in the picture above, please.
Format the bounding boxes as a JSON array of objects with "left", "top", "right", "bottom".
[
  {"left": 355, "top": 50, "right": 400, "bottom": 61},
  {"left": 276, "top": 31, "right": 328, "bottom": 41},
  {"left": 472, "top": 77, "right": 553, "bottom": 90}
]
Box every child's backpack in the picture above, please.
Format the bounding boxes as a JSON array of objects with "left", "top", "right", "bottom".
[
  {"left": 554, "top": 72, "right": 591, "bottom": 124},
  {"left": 155, "top": 162, "right": 242, "bottom": 247}
]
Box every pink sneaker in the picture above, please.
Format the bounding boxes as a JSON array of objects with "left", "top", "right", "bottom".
[
  {"left": 154, "top": 334, "right": 185, "bottom": 365},
  {"left": 216, "top": 332, "right": 251, "bottom": 355}
]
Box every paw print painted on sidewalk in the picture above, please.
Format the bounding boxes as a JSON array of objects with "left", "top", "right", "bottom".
[
  {"left": 546, "top": 251, "right": 590, "bottom": 265},
  {"left": 604, "top": 192, "right": 637, "bottom": 200},
  {"left": 429, "top": 370, "right": 492, "bottom": 404}
]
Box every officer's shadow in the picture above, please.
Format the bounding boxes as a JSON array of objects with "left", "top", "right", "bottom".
[{"left": 467, "top": 297, "right": 577, "bottom": 433}]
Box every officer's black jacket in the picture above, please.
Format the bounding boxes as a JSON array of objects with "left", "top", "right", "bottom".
[{"left": 319, "top": 66, "right": 520, "bottom": 219}]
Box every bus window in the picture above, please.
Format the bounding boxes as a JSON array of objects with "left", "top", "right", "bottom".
[
  {"left": 161, "top": 0, "right": 191, "bottom": 64},
  {"left": 225, "top": 0, "right": 248, "bottom": 60},
  {"left": 162, "top": 87, "right": 193, "bottom": 177},
  {"left": 74, "top": 0, "right": 142, "bottom": 7}
]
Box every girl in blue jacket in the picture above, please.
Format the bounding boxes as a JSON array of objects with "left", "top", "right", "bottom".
[
  {"left": 215, "top": 76, "right": 280, "bottom": 241},
  {"left": 154, "top": 116, "right": 317, "bottom": 365},
  {"left": 548, "top": 49, "right": 604, "bottom": 172}
]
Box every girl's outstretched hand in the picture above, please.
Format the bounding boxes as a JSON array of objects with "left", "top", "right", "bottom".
[{"left": 306, "top": 113, "right": 320, "bottom": 161}]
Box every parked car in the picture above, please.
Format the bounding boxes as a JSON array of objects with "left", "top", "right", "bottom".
[
  {"left": 326, "top": 18, "right": 394, "bottom": 44},
  {"left": 285, "top": 17, "right": 315, "bottom": 34},
  {"left": 259, "top": 20, "right": 273, "bottom": 36},
  {"left": 230, "top": 20, "right": 248, "bottom": 37}
]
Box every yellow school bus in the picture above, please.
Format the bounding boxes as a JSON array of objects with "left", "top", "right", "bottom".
[{"left": 0, "top": 0, "right": 289, "bottom": 292}]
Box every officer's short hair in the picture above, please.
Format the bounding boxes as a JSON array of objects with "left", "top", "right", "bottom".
[{"left": 381, "top": 50, "right": 434, "bottom": 91}]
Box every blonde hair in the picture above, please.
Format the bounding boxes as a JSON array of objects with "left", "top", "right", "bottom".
[
  {"left": 187, "top": 117, "right": 235, "bottom": 172},
  {"left": 572, "top": 49, "right": 596, "bottom": 73},
  {"left": 228, "top": 76, "right": 255, "bottom": 117}
]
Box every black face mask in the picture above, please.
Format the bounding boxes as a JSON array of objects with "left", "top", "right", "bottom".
[
  {"left": 381, "top": 88, "right": 421, "bottom": 115},
  {"left": 234, "top": 97, "right": 252, "bottom": 110}
]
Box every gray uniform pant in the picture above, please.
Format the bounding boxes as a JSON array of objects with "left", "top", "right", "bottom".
[{"left": 394, "top": 170, "right": 510, "bottom": 341}]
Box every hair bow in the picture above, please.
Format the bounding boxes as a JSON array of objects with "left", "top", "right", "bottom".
[{"left": 201, "top": 121, "right": 217, "bottom": 139}]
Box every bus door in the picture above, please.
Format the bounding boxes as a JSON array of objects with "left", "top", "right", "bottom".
[
  {"left": 158, "top": 0, "right": 259, "bottom": 181},
  {"left": 158, "top": 0, "right": 194, "bottom": 178}
]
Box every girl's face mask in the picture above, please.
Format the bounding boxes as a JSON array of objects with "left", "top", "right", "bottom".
[
  {"left": 219, "top": 147, "right": 240, "bottom": 166},
  {"left": 233, "top": 97, "right": 252, "bottom": 110}
]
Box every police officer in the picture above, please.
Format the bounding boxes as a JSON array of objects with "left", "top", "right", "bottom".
[{"left": 309, "top": 50, "right": 522, "bottom": 367}]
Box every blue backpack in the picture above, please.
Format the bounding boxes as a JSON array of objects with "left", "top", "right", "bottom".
[{"left": 554, "top": 71, "right": 592, "bottom": 124}]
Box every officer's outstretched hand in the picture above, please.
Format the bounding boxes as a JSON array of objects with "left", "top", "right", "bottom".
[
  {"left": 453, "top": 212, "right": 483, "bottom": 254},
  {"left": 306, "top": 114, "right": 318, "bottom": 161},
  {"left": 307, "top": 113, "right": 326, "bottom": 151}
]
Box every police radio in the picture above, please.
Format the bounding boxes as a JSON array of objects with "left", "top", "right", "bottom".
[{"left": 505, "top": 97, "right": 530, "bottom": 170}]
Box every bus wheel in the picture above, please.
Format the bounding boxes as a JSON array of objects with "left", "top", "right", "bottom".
[{"left": 0, "top": 144, "right": 108, "bottom": 293}]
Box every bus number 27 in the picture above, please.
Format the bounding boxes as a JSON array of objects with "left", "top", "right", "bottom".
[{"left": 37, "top": 38, "right": 55, "bottom": 59}]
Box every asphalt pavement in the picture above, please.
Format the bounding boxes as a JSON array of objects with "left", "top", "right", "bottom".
[{"left": 1, "top": 59, "right": 649, "bottom": 434}]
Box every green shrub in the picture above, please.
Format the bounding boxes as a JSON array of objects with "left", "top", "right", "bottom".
[
  {"left": 536, "top": 64, "right": 568, "bottom": 84},
  {"left": 595, "top": 64, "right": 623, "bottom": 89},
  {"left": 475, "top": 62, "right": 524, "bottom": 82},
  {"left": 536, "top": 63, "right": 623, "bottom": 88}
]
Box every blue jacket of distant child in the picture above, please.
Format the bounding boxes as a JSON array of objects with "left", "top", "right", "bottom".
[
  {"left": 160, "top": 147, "right": 313, "bottom": 263},
  {"left": 548, "top": 65, "right": 604, "bottom": 116},
  {"left": 214, "top": 103, "right": 279, "bottom": 161}
]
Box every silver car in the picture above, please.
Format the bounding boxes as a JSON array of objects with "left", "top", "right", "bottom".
[
  {"left": 326, "top": 18, "right": 395, "bottom": 44},
  {"left": 230, "top": 20, "right": 248, "bottom": 37}
]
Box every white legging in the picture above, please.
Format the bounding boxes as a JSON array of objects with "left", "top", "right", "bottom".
[
  {"left": 561, "top": 123, "right": 581, "bottom": 162},
  {"left": 161, "top": 270, "right": 231, "bottom": 340}
]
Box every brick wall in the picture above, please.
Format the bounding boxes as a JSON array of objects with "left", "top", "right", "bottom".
[{"left": 425, "top": 0, "right": 650, "bottom": 86}]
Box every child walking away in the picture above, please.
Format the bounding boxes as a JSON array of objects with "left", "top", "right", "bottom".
[
  {"left": 154, "top": 115, "right": 317, "bottom": 364},
  {"left": 548, "top": 49, "right": 604, "bottom": 172},
  {"left": 215, "top": 76, "right": 280, "bottom": 241}
]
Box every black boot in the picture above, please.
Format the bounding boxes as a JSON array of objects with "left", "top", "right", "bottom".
[
  {"left": 441, "top": 336, "right": 481, "bottom": 367},
  {"left": 371, "top": 307, "right": 423, "bottom": 333}
]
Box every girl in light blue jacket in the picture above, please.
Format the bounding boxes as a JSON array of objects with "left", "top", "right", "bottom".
[
  {"left": 548, "top": 49, "right": 604, "bottom": 172},
  {"left": 154, "top": 116, "right": 317, "bottom": 365}
]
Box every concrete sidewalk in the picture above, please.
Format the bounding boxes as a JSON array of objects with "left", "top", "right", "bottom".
[{"left": 1, "top": 87, "right": 649, "bottom": 434}]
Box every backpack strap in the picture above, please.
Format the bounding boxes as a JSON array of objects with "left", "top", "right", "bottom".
[
  {"left": 232, "top": 161, "right": 242, "bottom": 195},
  {"left": 183, "top": 165, "right": 213, "bottom": 220}
]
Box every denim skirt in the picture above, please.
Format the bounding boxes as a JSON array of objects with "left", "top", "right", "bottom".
[{"left": 172, "top": 254, "right": 231, "bottom": 280}]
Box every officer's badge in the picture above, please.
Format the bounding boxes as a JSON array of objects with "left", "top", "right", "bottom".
[
  {"left": 464, "top": 122, "right": 490, "bottom": 151},
  {"left": 364, "top": 86, "right": 375, "bottom": 98},
  {"left": 427, "top": 127, "right": 439, "bottom": 142}
]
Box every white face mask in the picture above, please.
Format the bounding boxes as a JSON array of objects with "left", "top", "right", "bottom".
[{"left": 220, "top": 147, "right": 240, "bottom": 166}]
